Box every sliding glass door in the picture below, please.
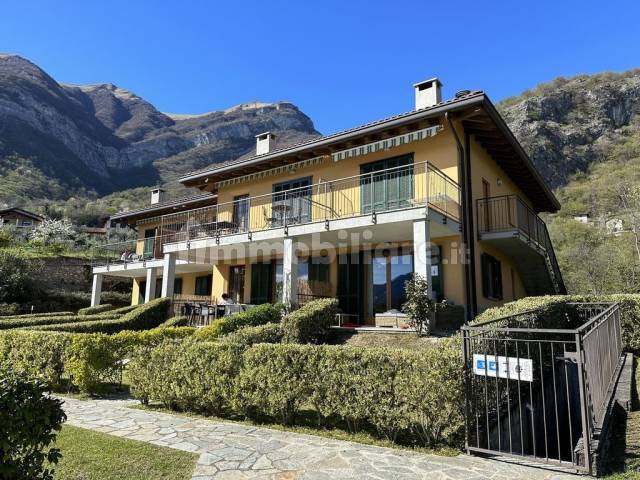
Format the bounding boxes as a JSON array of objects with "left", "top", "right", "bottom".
[{"left": 370, "top": 250, "right": 413, "bottom": 314}]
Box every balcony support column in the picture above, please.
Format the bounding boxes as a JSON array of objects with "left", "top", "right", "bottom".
[
  {"left": 145, "top": 267, "right": 157, "bottom": 303},
  {"left": 160, "top": 253, "right": 176, "bottom": 298},
  {"left": 413, "top": 219, "right": 433, "bottom": 299},
  {"left": 282, "top": 237, "right": 299, "bottom": 307},
  {"left": 90, "top": 273, "right": 103, "bottom": 307}
]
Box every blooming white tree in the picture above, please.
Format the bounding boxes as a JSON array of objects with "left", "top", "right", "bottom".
[{"left": 30, "top": 217, "right": 75, "bottom": 245}]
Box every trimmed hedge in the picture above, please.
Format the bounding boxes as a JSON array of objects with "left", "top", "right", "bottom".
[
  {"left": 78, "top": 304, "right": 114, "bottom": 316},
  {"left": 0, "top": 311, "right": 74, "bottom": 321},
  {"left": 0, "top": 331, "right": 72, "bottom": 388},
  {"left": 159, "top": 316, "right": 190, "bottom": 328},
  {"left": 27, "top": 298, "right": 171, "bottom": 334},
  {"left": 195, "top": 303, "right": 283, "bottom": 341},
  {"left": 475, "top": 295, "right": 640, "bottom": 354},
  {"left": 0, "top": 326, "right": 196, "bottom": 393},
  {"left": 282, "top": 298, "right": 338, "bottom": 344},
  {"left": 220, "top": 323, "right": 283, "bottom": 346},
  {"left": 129, "top": 337, "right": 464, "bottom": 447},
  {"left": 0, "top": 312, "right": 123, "bottom": 331}
]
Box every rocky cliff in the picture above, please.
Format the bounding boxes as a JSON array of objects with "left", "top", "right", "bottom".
[
  {"left": 498, "top": 70, "right": 640, "bottom": 189},
  {"left": 0, "top": 54, "right": 319, "bottom": 205}
]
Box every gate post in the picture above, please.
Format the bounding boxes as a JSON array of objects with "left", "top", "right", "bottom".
[
  {"left": 461, "top": 326, "right": 472, "bottom": 455},
  {"left": 575, "top": 331, "right": 592, "bottom": 473}
]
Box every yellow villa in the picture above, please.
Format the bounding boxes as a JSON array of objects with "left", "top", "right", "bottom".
[{"left": 91, "top": 79, "right": 565, "bottom": 326}]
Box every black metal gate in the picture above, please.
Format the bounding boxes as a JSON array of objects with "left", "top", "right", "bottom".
[{"left": 461, "top": 303, "right": 623, "bottom": 473}]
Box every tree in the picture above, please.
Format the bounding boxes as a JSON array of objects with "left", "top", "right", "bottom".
[
  {"left": 0, "top": 251, "right": 43, "bottom": 303},
  {"left": 30, "top": 218, "right": 74, "bottom": 246},
  {"left": 402, "top": 274, "right": 435, "bottom": 336}
]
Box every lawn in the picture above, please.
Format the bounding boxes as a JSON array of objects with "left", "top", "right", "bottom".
[{"left": 51, "top": 425, "right": 197, "bottom": 480}]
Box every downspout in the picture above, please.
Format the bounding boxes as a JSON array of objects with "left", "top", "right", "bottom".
[{"left": 445, "top": 112, "right": 477, "bottom": 323}]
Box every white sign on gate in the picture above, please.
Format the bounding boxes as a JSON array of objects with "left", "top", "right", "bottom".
[{"left": 473, "top": 354, "right": 533, "bottom": 382}]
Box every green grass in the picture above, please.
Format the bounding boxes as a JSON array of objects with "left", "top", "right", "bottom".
[{"left": 51, "top": 425, "right": 197, "bottom": 480}]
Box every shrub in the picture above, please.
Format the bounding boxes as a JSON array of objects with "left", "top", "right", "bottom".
[
  {"left": 0, "top": 251, "right": 43, "bottom": 303},
  {"left": 0, "top": 368, "right": 66, "bottom": 480},
  {"left": 0, "top": 311, "right": 74, "bottom": 321},
  {"left": 159, "top": 316, "right": 189, "bottom": 328},
  {"left": 0, "top": 331, "right": 72, "bottom": 388},
  {"left": 402, "top": 274, "right": 434, "bottom": 336},
  {"left": 281, "top": 298, "right": 338, "bottom": 344},
  {"left": 78, "top": 304, "right": 114, "bottom": 315},
  {"left": 220, "top": 323, "right": 283, "bottom": 346},
  {"left": 195, "top": 303, "right": 283, "bottom": 341},
  {"left": 65, "top": 327, "right": 196, "bottom": 393},
  {"left": 0, "top": 312, "right": 122, "bottom": 331},
  {"left": 29, "top": 298, "right": 170, "bottom": 334},
  {"left": 128, "top": 340, "right": 243, "bottom": 414},
  {"left": 0, "top": 303, "right": 20, "bottom": 316},
  {"left": 128, "top": 338, "right": 464, "bottom": 447},
  {"left": 475, "top": 295, "right": 640, "bottom": 354}
]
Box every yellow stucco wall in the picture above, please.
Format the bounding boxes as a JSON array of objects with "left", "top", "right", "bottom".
[{"left": 468, "top": 135, "right": 530, "bottom": 311}]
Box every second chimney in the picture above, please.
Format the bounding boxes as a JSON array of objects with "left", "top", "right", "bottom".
[
  {"left": 256, "top": 132, "right": 276, "bottom": 155},
  {"left": 150, "top": 187, "right": 167, "bottom": 205},
  {"left": 413, "top": 78, "right": 442, "bottom": 110}
]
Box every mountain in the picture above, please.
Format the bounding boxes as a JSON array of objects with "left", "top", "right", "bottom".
[
  {"left": 497, "top": 69, "right": 640, "bottom": 295},
  {"left": 0, "top": 54, "right": 320, "bottom": 207},
  {"left": 498, "top": 70, "right": 640, "bottom": 189}
]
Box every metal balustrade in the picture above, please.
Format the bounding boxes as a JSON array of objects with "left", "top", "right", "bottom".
[
  {"left": 158, "top": 161, "right": 460, "bottom": 247},
  {"left": 477, "top": 195, "right": 566, "bottom": 294},
  {"left": 462, "top": 302, "right": 623, "bottom": 473}
]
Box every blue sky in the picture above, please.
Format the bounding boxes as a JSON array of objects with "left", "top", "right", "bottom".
[{"left": 2, "top": 0, "right": 638, "bottom": 134}]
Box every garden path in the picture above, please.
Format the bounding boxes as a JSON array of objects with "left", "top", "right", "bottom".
[{"left": 61, "top": 396, "right": 579, "bottom": 480}]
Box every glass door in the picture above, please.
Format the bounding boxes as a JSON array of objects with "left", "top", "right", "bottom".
[
  {"left": 369, "top": 249, "right": 413, "bottom": 314},
  {"left": 272, "top": 177, "right": 312, "bottom": 226},
  {"left": 143, "top": 228, "right": 156, "bottom": 258},
  {"left": 232, "top": 194, "right": 250, "bottom": 232},
  {"left": 229, "top": 266, "right": 246, "bottom": 304},
  {"left": 250, "top": 262, "right": 273, "bottom": 304}
]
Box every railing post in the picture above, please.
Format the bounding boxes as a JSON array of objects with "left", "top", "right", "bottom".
[{"left": 575, "top": 331, "right": 593, "bottom": 473}]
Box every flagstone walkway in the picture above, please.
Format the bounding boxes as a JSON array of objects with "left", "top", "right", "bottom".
[{"left": 60, "top": 396, "right": 579, "bottom": 480}]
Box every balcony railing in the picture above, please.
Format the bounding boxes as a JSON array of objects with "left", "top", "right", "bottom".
[
  {"left": 90, "top": 235, "right": 165, "bottom": 268},
  {"left": 158, "top": 161, "right": 460, "bottom": 245},
  {"left": 477, "top": 194, "right": 566, "bottom": 294}
]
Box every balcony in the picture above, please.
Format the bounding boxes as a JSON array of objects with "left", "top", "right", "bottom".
[
  {"left": 477, "top": 195, "right": 566, "bottom": 295},
  {"left": 158, "top": 160, "right": 460, "bottom": 246},
  {"left": 90, "top": 236, "right": 164, "bottom": 268}
]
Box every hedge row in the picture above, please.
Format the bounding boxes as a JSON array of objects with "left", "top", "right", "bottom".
[
  {"left": 282, "top": 298, "right": 337, "bottom": 344},
  {"left": 129, "top": 339, "right": 464, "bottom": 446},
  {"left": 475, "top": 294, "right": 640, "bottom": 354},
  {"left": 220, "top": 323, "right": 283, "bottom": 347},
  {"left": 195, "top": 303, "right": 283, "bottom": 341},
  {"left": 0, "top": 326, "right": 196, "bottom": 392},
  {"left": 0, "top": 311, "right": 74, "bottom": 321},
  {"left": 26, "top": 298, "right": 170, "bottom": 334},
  {"left": 78, "top": 304, "right": 115, "bottom": 315},
  {"left": 159, "top": 316, "right": 190, "bottom": 328}
]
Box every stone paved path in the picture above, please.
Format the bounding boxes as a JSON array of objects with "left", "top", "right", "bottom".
[{"left": 60, "top": 396, "right": 579, "bottom": 480}]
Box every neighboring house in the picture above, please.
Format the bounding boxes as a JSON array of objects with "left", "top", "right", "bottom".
[
  {"left": 605, "top": 218, "right": 624, "bottom": 236},
  {"left": 90, "top": 79, "right": 566, "bottom": 324},
  {"left": 573, "top": 213, "right": 590, "bottom": 224},
  {"left": 0, "top": 207, "right": 43, "bottom": 229}
]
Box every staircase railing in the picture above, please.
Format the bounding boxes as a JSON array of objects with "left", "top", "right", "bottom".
[{"left": 477, "top": 194, "right": 566, "bottom": 294}]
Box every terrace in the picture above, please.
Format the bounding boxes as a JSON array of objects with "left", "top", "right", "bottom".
[{"left": 92, "top": 160, "right": 460, "bottom": 268}]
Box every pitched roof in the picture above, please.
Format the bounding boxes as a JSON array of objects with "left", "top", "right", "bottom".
[
  {"left": 178, "top": 91, "right": 560, "bottom": 212},
  {"left": 110, "top": 192, "right": 217, "bottom": 225},
  {"left": 0, "top": 207, "right": 44, "bottom": 221}
]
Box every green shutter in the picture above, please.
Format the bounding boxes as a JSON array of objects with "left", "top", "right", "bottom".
[{"left": 360, "top": 155, "right": 413, "bottom": 213}]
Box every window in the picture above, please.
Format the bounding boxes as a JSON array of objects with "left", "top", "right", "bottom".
[
  {"left": 371, "top": 250, "right": 413, "bottom": 313},
  {"left": 195, "top": 274, "right": 212, "bottom": 296},
  {"left": 232, "top": 194, "right": 250, "bottom": 232},
  {"left": 21, "top": 220, "right": 33, "bottom": 227},
  {"left": 143, "top": 228, "right": 156, "bottom": 257},
  {"left": 272, "top": 177, "right": 312, "bottom": 226},
  {"left": 174, "top": 278, "right": 183, "bottom": 295},
  {"left": 481, "top": 253, "right": 503, "bottom": 300},
  {"left": 228, "top": 266, "right": 245, "bottom": 303},
  {"left": 307, "top": 257, "right": 330, "bottom": 283},
  {"left": 250, "top": 262, "right": 273, "bottom": 304},
  {"left": 360, "top": 154, "right": 413, "bottom": 213}
]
